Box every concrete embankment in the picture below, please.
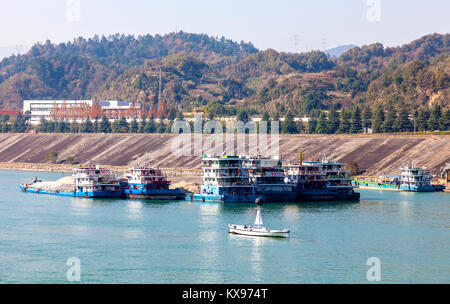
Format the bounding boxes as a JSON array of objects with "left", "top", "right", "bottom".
[{"left": 0, "top": 133, "right": 449, "bottom": 176}]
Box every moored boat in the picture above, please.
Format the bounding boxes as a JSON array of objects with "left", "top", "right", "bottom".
[
  {"left": 124, "top": 166, "right": 185, "bottom": 200},
  {"left": 186, "top": 155, "right": 262, "bottom": 203},
  {"left": 20, "top": 166, "right": 124, "bottom": 198},
  {"left": 353, "top": 162, "right": 444, "bottom": 192}
]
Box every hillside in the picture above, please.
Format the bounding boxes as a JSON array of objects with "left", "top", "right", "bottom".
[
  {"left": 0, "top": 133, "right": 448, "bottom": 175},
  {"left": 0, "top": 32, "right": 448, "bottom": 116}
]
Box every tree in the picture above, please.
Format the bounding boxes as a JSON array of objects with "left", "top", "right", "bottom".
[
  {"left": 99, "top": 116, "right": 111, "bottom": 133},
  {"left": 57, "top": 121, "right": 69, "bottom": 133},
  {"left": 282, "top": 111, "right": 298, "bottom": 134},
  {"left": 441, "top": 109, "right": 450, "bottom": 131},
  {"left": 130, "top": 118, "right": 139, "bottom": 133},
  {"left": 326, "top": 106, "right": 339, "bottom": 134},
  {"left": 236, "top": 108, "right": 249, "bottom": 124},
  {"left": 38, "top": 117, "right": 49, "bottom": 133},
  {"left": 139, "top": 116, "right": 147, "bottom": 133},
  {"left": 12, "top": 113, "right": 28, "bottom": 133},
  {"left": 260, "top": 110, "right": 270, "bottom": 133},
  {"left": 428, "top": 105, "right": 442, "bottom": 131},
  {"left": 371, "top": 106, "right": 385, "bottom": 133},
  {"left": 393, "top": 109, "right": 413, "bottom": 132},
  {"left": 93, "top": 116, "right": 99, "bottom": 133},
  {"left": 117, "top": 116, "right": 130, "bottom": 133},
  {"left": 337, "top": 109, "right": 351, "bottom": 133},
  {"left": 145, "top": 114, "right": 156, "bottom": 133},
  {"left": 81, "top": 117, "right": 94, "bottom": 133},
  {"left": 350, "top": 106, "right": 362, "bottom": 133},
  {"left": 362, "top": 109, "right": 372, "bottom": 131},
  {"left": 45, "top": 151, "right": 58, "bottom": 163},
  {"left": 66, "top": 156, "right": 75, "bottom": 164},
  {"left": 382, "top": 111, "right": 395, "bottom": 133},
  {"left": 69, "top": 122, "right": 80, "bottom": 133},
  {"left": 417, "top": 110, "right": 430, "bottom": 131},
  {"left": 315, "top": 112, "right": 328, "bottom": 134},
  {"left": 347, "top": 161, "right": 359, "bottom": 176}
]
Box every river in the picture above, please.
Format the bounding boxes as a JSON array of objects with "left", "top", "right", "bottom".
[{"left": 0, "top": 170, "right": 448, "bottom": 283}]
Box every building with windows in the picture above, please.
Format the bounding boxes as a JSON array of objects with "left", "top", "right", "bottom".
[
  {"left": 23, "top": 100, "right": 142, "bottom": 125},
  {"left": 23, "top": 100, "right": 93, "bottom": 125}
]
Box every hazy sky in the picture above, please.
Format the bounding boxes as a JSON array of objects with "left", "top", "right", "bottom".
[{"left": 1, "top": 0, "right": 449, "bottom": 52}]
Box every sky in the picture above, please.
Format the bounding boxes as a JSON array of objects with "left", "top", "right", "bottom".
[{"left": 0, "top": 0, "right": 449, "bottom": 53}]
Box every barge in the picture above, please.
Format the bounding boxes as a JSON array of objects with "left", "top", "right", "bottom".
[
  {"left": 353, "top": 163, "right": 445, "bottom": 192},
  {"left": 124, "top": 166, "right": 185, "bottom": 200}
]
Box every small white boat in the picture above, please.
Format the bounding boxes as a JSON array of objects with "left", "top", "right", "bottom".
[{"left": 228, "top": 198, "right": 290, "bottom": 238}]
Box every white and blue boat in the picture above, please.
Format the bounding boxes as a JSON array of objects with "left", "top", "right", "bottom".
[
  {"left": 124, "top": 166, "right": 185, "bottom": 200},
  {"left": 20, "top": 166, "right": 124, "bottom": 198},
  {"left": 186, "top": 155, "right": 262, "bottom": 203}
]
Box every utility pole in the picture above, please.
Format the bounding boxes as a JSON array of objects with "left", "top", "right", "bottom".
[
  {"left": 158, "top": 65, "right": 162, "bottom": 110},
  {"left": 322, "top": 38, "right": 327, "bottom": 52},
  {"left": 293, "top": 35, "right": 299, "bottom": 53}
]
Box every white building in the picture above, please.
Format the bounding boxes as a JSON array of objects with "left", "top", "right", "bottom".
[
  {"left": 23, "top": 100, "right": 93, "bottom": 125},
  {"left": 23, "top": 100, "right": 142, "bottom": 125}
]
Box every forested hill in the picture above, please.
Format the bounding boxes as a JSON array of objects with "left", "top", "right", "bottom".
[{"left": 0, "top": 32, "right": 448, "bottom": 117}]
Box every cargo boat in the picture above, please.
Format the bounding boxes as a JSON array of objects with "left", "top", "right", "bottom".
[
  {"left": 19, "top": 166, "right": 124, "bottom": 198},
  {"left": 124, "top": 166, "right": 185, "bottom": 200},
  {"left": 244, "top": 156, "right": 297, "bottom": 202},
  {"left": 286, "top": 157, "right": 360, "bottom": 201},
  {"left": 186, "top": 155, "right": 262, "bottom": 203},
  {"left": 353, "top": 163, "right": 445, "bottom": 192}
]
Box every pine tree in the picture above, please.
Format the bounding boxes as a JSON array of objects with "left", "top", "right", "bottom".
[
  {"left": 81, "top": 117, "right": 94, "bottom": 133},
  {"left": 362, "top": 108, "right": 372, "bottom": 131},
  {"left": 145, "top": 114, "right": 156, "bottom": 133},
  {"left": 315, "top": 112, "right": 328, "bottom": 134},
  {"left": 282, "top": 111, "right": 298, "bottom": 134},
  {"left": 139, "top": 116, "right": 147, "bottom": 133},
  {"left": 337, "top": 109, "right": 351, "bottom": 133},
  {"left": 38, "top": 117, "right": 49, "bottom": 133},
  {"left": 261, "top": 111, "right": 270, "bottom": 133},
  {"left": 130, "top": 118, "right": 139, "bottom": 133},
  {"left": 382, "top": 111, "right": 395, "bottom": 133},
  {"left": 428, "top": 105, "right": 442, "bottom": 131},
  {"left": 350, "top": 106, "right": 362, "bottom": 133},
  {"left": 93, "top": 117, "right": 99, "bottom": 133},
  {"left": 117, "top": 116, "right": 130, "bottom": 133},
  {"left": 417, "top": 110, "right": 430, "bottom": 131},
  {"left": 371, "top": 106, "right": 385, "bottom": 133},
  {"left": 326, "top": 106, "right": 339, "bottom": 134},
  {"left": 441, "top": 109, "right": 450, "bottom": 131},
  {"left": 12, "top": 113, "right": 28, "bottom": 133},
  {"left": 47, "top": 121, "right": 56, "bottom": 133},
  {"left": 99, "top": 116, "right": 111, "bottom": 133},
  {"left": 69, "top": 122, "right": 80, "bottom": 133},
  {"left": 393, "top": 109, "right": 413, "bottom": 132}
]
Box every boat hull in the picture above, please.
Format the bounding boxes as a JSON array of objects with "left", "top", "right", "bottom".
[
  {"left": 353, "top": 180, "right": 443, "bottom": 192},
  {"left": 186, "top": 193, "right": 263, "bottom": 203},
  {"left": 228, "top": 224, "right": 290, "bottom": 238},
  {"left": 125, "top": 189, "right": 185, "bottom": 200},
  {"left": 19, "top": 184, "right": 123, "bottom": 198}
]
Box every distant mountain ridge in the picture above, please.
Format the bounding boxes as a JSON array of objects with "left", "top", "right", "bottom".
[
  {"left": 325, "top": 44, "right": 357, "bottom": 57},
  {"left": 0, "top": 45, "right": 29, "bottom": 60}
]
